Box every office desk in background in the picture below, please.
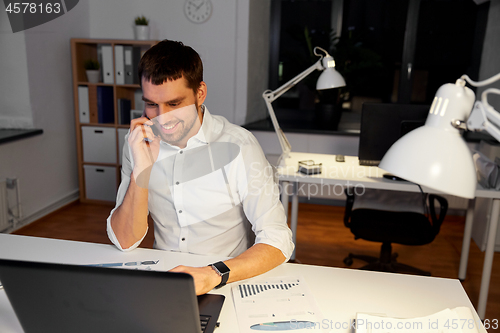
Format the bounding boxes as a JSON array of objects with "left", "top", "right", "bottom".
[
  {"left": 0, "top": 234, "right": 487, "bottom": 333},
  {"left": 278, "top": 153, "right": 500, "bottom": 319}
]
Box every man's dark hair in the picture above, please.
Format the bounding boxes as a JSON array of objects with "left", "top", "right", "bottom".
[{"left": 138, "top": 39, "right": 203, "bottom": 93}]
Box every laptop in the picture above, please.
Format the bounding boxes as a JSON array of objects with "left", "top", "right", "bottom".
[
  {"left": 358, "top": 103, "right": 430, "bottom": 166},
  {"left": 0, "top": 258, "right": 225, "bottom": 333}
]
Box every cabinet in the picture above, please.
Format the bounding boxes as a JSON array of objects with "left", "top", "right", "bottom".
[{"left": 71, "top": 38, "right": 157, "bottom": 203}]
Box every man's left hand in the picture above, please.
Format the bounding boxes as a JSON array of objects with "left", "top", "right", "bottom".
[{"left": 169, "top": 265, "right": 222, "bottom": 295}]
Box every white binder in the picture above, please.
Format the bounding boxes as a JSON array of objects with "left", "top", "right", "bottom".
[
  {"left": 124, "top": 46, "right": 134, "bottom": 84},
  {"left": 101, "top": 45, "right": 114, "bottom": 84},
  {"left": 78, "top": 86, "right": 90, "bottom": 123},
  {"left": 114, "top": 45, "right": 125, "bottom": 85}
]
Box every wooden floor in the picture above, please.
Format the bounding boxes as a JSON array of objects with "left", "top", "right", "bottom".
[{"left": 12, "top": 201, "right": 500, "bottom": 320}]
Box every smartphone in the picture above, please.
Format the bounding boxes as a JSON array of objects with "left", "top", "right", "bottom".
[{"left": 146, "top": 116, "right": 161, "bottom": 137}]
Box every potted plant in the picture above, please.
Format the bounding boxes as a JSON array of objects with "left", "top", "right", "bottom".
[
  {"left": 134, "top": 15, "right": 150, "bottom": 40},
  {"left": 84, "top": 59, "right": 100, "bottom": 83}
]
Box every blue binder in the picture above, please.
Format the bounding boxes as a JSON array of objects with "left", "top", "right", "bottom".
[{"left": 97, "top": 86, "right": 114, "bottom": 124}]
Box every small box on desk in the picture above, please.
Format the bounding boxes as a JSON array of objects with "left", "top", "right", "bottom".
[{"left": 298, "top": 160, "right": 322, "bottom": 175}]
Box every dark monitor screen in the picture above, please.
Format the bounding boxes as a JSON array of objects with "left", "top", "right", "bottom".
[{"left": 358, "top": 103, "right": 431, "bottom": 166}]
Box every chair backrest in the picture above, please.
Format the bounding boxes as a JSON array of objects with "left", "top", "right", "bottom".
[{"left": 344, "top": 188, "right": 448, "bottom": 235}]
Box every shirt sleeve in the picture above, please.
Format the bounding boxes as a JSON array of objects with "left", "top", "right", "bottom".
[
  {"left": 106, "top": 132, "right": 148, "bottom": 251},
  {"left": 238, "top": 133, "right": 295, "bottom": 261}
]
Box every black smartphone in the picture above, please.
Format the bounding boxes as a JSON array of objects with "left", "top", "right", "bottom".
[{"left": 146, "top": 116, "right": 161, "bottom": 137}]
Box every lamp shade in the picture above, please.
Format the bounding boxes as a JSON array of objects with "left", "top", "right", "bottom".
[
  {"left": 379, "top": 82, "right": 477, "bottom": 199},
  {"left": 378, "top": 126, "right": 477, "bottom": 198},
  {"left": 316, "top": 56, "right": 346, "bottom": 90}
]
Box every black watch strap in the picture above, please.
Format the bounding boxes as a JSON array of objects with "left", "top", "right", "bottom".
[{"left": 210, "top": 261, "right": 230, "bottom": 289}]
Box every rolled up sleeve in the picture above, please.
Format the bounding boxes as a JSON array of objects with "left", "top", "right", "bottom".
[{"left": 238, "top": 135, "right": 294, "bottom": 261}]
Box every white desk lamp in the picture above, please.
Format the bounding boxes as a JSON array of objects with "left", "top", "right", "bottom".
[
  {"left": 379, "top": 72, "right": 500, "bottom": 199},
  {"left": 263, "top": 46, "right": 346, "bottom": 166}
]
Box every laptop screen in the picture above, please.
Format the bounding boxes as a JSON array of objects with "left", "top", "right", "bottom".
[
  {"left": 358, "top": 103, "right": 430, "bottom": 166},
  {"left": 0, "top": 258, "right": 224, "bottom": 333}
]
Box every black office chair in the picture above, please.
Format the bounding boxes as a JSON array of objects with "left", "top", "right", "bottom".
[{"left": 343, "top": 188, "right": 448, "bottom": 276}]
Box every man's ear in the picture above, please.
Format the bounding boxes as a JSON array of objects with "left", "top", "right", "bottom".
[{"left": 197, "top": 81, "right": 207, "bottom": 105}]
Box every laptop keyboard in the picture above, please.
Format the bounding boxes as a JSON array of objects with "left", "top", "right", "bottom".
[
  {"left": 359, "top": 159, "right": 380, "bottom": 166},
  {"left": 200, "top": 315, "right": 211, "bottom": 332}
]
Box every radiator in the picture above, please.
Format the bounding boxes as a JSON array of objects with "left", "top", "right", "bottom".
[{"left": 0, "top": 180, "right": 8, "bottom": 231}]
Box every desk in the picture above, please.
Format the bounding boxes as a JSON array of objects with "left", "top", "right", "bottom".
[
  {"left": 278, "top": 152, "right": 500, "bottom": 319},
  {"left": 0, "top": 234, "right": 487, "bottom": 333}
]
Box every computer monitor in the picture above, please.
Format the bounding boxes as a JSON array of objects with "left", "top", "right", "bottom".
[{"left": 358, "top": 103, "right": 431, "bottom": 166}]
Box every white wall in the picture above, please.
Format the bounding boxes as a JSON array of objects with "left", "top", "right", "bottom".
[
  {"left": 0, "top": 1, "right": 90, "bottom": 230},
  {"left": 87, "top": 0, "right": 270, "bottom": 126},
  {"left": 0, "top": 11, "right": 33, "bottom": 129}
]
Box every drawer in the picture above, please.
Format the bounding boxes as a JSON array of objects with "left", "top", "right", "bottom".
[
  {"left": 82, "top": 127, "right": 117, "bottom": 164},
  {"left": 83, "top": 165, "right": 117, "bottom": 201}
]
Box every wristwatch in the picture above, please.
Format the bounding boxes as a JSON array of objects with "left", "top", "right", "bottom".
[{"left": 210, "top": 261, "right": 230, "bottom": 289}]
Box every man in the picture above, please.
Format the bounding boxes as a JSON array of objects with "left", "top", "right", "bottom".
[{"left": 107, "top": 40, "right": 294, "bottom": 295}]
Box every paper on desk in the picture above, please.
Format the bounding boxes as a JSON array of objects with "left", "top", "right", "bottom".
[
  {"left": 231, "top": 276, "right": 327, "bottom": 332},
  {"left": 355, "top": 307, "right": 482, "bottom": 333},
  {"left": 86, "top": 260, "right": 164, "bottom": 271}
]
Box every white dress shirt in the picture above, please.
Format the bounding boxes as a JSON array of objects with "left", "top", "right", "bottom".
[{"left": 107, "top": 106, "right": 294, "bottom": 259}]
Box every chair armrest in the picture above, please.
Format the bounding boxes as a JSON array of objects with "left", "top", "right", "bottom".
[
  {"left": 429, "top": 194, "right": 448, "bottom": 233},
  {"left": 344, "top": 188, "right": 355, "bottom": 227}
]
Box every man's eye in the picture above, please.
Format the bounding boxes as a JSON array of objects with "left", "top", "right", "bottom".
[
  {"left": 169, "top": 103, "right": 179, "bottom": 107},
  {"left": 146, "top": 103, "right": 157, "bottom": 107}
]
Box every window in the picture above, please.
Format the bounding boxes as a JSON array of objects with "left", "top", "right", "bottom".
[{"left": 268, "top": 0, "right": 488, "bottom": 132}]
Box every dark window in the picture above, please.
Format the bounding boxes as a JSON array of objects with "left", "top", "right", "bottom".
[{"left": 267, "top": 0, "right": 488, "bottom": 132}]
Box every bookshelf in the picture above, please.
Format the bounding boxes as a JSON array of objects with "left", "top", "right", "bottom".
[{"left": 71, "top": 38, "right": 157, "bottom": 203}]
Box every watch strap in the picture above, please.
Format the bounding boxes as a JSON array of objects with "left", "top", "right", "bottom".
[{"left": 210, "top": 261, "right": 230, "bottom": 289}]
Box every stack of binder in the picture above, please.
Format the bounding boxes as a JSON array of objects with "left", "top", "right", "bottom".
[{"left": 99, "top": 44, "right": 144, "bottom": 85}]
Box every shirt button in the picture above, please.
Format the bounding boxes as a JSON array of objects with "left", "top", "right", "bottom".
[
  {"left": 176, "top": 181, "right": 179, "bottom": 185},
  {"left": 179, "top": 150, "right": 183, "bottom": 154},
  {"left": 179, "top": 210, "right": 182, "bottom": 213},
  {"left": 181, "top": 237, "right": 186, "bottom": 241}
]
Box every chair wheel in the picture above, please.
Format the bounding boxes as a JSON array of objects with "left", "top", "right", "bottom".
[{"left": 343, "top": 257, "right": 353, "bottom": 266}]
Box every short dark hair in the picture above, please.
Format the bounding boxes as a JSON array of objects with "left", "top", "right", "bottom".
[{"left": 138, "top": 39, "right": 203, "bottom": 93}]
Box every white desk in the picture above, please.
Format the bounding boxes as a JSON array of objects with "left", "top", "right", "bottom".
[
  {"left": 278, "top": 152, "right": 500, "bottom": 319},
  {"left": 0, "top": 234, "right": 487, "bottom": 333}
]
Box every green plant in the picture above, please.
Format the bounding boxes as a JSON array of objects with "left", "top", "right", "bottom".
[
  {"left": 134, "top": 15, "right": 149, "bottom": 26},
  {"left": 83, "top": 59, "right": 100, "bottom": 70}
]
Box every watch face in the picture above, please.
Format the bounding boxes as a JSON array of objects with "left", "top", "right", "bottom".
[{"left": 184, "top": 0, "right": 212, "bottom": 24}]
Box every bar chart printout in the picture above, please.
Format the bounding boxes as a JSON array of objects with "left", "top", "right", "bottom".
[{"left": 231, "top": 276, "right": 326, "bottom": 332}]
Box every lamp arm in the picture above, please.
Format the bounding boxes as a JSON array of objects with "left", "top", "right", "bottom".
[
  {"left": 461, "top": 72, "right": 500, "bottom": 87},
  {"left": 467, "top": 89, "right": 500, "bottom": 142},
  {"left": 262, "top": 59, "right": 323, "bottom": 164},
  {"left": 263, "top": 96, "right": 291, "bottom": 163},
  {"left": 263, "top": 59, "right": 323, "bottom": 103}
]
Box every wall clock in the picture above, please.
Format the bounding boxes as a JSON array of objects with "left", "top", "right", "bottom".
[{"left": 184, "top": 0, "right": 213, "bottom": 24}]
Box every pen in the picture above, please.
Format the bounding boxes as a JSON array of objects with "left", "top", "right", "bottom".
[
  {"left": 250, "top": 321, "right": 315, "bottom": 331},
  {"left": 86, "top": 260, "right": 159, "bottom": 268},
  {"left": 142, "top": 116, "right": 155, "bottom": 164}
]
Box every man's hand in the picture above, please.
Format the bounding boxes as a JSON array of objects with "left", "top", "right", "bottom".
[
  {"left": 169, "top": 265, "right": 222, "bottom": 295},
  {"left": 128, "top": 117, "right": 160, "bottom": 188}
]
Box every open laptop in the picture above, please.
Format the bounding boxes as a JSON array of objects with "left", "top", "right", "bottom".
[
  {"left": 358, "top": 103, "right": 430, "bottom": 166},
  {"left": 0, "top": 258, "right": 225, "bottom": 333}
]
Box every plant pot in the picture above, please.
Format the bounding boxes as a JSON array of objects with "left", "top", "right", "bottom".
[
  {"left": 134, "top": 25, "right": 150, "bottom": 40},
  {"left": 86, "top": 70, "right": 100, "bottom": 83}
]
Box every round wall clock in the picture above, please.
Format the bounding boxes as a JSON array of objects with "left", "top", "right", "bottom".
[{"left": 184, "top": 0, "right": 213, "bottom": 24}]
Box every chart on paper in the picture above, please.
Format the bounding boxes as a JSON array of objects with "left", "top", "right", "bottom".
[
  {"left": 232, "top": 276, "right": 327, "bottom": 332},
  {"left": 237, "top": 280, "right": 301, "bottom": 299}
]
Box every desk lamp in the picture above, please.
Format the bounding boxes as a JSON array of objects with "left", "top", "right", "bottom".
[
  {"left": 379, "top": 72, "right": 500, "bottom": 199},
  {"left": 263, "top": 46, "right": 346, "bottom": 166}
]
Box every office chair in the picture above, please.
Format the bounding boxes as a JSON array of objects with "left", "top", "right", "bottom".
[{"left": 343, "top": 188, "right": 448, "bottom": 276}]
